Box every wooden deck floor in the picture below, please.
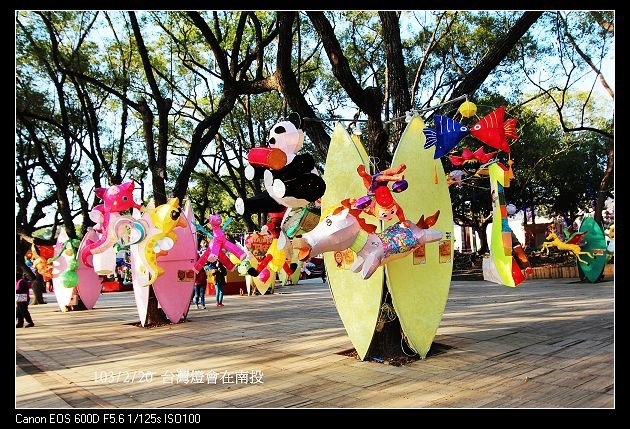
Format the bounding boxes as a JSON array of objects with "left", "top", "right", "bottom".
[{"left": 16, "top": 277, "right": 614, "bottom": 408}]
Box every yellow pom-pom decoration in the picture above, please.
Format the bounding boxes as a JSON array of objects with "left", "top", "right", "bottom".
[{"left": 458, "top": 101, "right": 477, "bottom": 118}]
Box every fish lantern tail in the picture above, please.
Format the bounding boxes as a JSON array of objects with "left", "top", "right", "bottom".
[
  {"left": 504, "top": 118, "right": 518, "bottom": 142},
  {"left": 449, "top": 155, "right": 464, "bottom": 166},
  {"left": 423, "top": 128, "right": 437, "bottom": 149}
]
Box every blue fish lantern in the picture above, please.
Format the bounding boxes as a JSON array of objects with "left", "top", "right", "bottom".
[{"left": 423, "top": 115, "right": 470, "bottom": 159}]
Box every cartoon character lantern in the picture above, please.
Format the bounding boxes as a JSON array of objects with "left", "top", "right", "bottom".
[
  {"left": 235, "top": 113, "right": 326, "bottom": 217},
  {"left": 143, "top": 198, "right": 187, "bottom": 286},
  {"left": 351, "top": 164, "right": 408, "bottom": 230},
  {"left": 246, "top": 210, "right": 297, "bottom": 282},
  {"left": 194, "top": 213, "right": 246, "bottom": 272},
  {"left": 80, "top": 181, "right": 142, "bottom": 267}
]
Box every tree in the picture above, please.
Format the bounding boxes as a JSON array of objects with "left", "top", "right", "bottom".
[
  {"left": 518, "top": 11, "right": 613, "bottom": 225},
  {"left": 187, "top": 169, "right": 247, "bottom": 240},
  {"left": 15, "top": 129, "right": 58, "bottom": 278},
  {"left": 508, "top": 97, "right": 609, "bottom": 228},
  {"left": 290, "top": 11, "right": 543, "bottom": 358},
  {"left": 17, "top": 12, "right": 90, "bottom": 241}
]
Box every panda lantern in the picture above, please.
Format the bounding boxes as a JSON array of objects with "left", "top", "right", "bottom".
[{"left": 234, "top": 113, "right": 326, "bottom": 216}]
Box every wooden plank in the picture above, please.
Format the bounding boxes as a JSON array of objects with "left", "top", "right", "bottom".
[{"left": 16, "top": 278, "right": 613, "bottom": 408}]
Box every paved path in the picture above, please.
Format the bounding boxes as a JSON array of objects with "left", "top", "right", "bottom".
[{"left": 16, "top": 278, "right": 613, "bottom": 408}]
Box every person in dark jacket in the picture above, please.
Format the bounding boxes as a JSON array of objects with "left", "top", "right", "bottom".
[
  {"left": 209, "top": 261, "right": 228, "bottom": 307},
  {"left": 30, "top": 272, "right": 47, "bottom": 305},
  {"left": 16, "top": 268, "right": 35, "bottom": 328}
]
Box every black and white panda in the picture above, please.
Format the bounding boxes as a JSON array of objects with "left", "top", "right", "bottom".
[{"left": 235, "top": 113, "right": 326, "bottom": 217}]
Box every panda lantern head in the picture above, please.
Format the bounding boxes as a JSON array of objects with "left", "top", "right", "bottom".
[{"left": 267, "top": 112, "right": 304, "bottom": 163}]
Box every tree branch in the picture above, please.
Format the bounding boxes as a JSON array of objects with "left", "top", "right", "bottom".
[
  {"left": 306, "top": 12, "right": 373, "bottom": 113},
  {"left": 187, "top": 12, "right": 233, "bottom": 82},
  {"left": 559, "top": 12, "right": 614, "bottom": 100},
  {"left": 450, "top": 11, "right": 543, "bottom": 101}
]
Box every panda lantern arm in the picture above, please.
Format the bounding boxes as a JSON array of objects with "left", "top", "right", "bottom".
[
  {"left": 245, "top": 164, "right": 267, "bottom": 181},
  {"left": 238, "top": 191, "right": 287, "bottom": 217},
  {"left": 273, "top": 153, "right": 316, "bottom": 180}
]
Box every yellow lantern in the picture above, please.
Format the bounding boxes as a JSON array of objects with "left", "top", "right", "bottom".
[{"left": 458, "top": 101, "right": 477, "bottom": 118}]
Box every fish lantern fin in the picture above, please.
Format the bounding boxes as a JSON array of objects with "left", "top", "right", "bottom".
[{"left": 423, "top": 128, "right": 437, "bottom": 149}]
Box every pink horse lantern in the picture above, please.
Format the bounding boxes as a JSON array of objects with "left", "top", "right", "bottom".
[
  {"left": 194, "top": 214, "right": 246, "bottom": 272},
  {"left": 80, "top": 181, "right": 143, "bottom": 267},
  {"left": 293, "top": 205, "right": 443, "bottom": 280}
]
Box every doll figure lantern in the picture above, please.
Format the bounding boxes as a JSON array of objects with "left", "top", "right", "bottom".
[{"left": 352, "top": 164, "right": 409, "bottom": 228}]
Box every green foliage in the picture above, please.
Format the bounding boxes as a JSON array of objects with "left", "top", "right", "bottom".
[
  {"left": 187, "top": 169, "right": 247, "bottom": 240},
  {"left": 16, "top": 10, "right": 613, "bottom": 245}
]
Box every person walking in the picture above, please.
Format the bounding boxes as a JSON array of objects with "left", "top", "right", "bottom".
[
  {"left": 16, "top": 269, "right": 35, "bottom": 328},
  {"left": 209, "top": 261, "right": 228, "bottom": 307},
  {"left": 193, "top": 266, "right": 208, "bottom": 309},
  {"left": 30, "top": 272, "right": 47, "bottom": 305}
]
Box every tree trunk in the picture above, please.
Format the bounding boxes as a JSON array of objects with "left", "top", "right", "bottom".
[
  {"left": 172, "top": 93, "right": 237, "bottom": 203},
  {"left": 146, "top": 285, "right": 168, "bottom": 325},
  {"left": 307, "top": 11, "right": 395, "bottom": 166},
  {"left": 366, "top": 281, "right": 404, "bottom": 359},
  {"left": 155, "top": 101, "right": 172, "bottom": 205},
  {"left": 56, "top": 187, "right": 77, "bottom": 239},
  {"left": 531, "top": 205, "right": 536, "bottom": 225},
  {"left": 138, "top": 180, "right": 145, "bottom": 204},
  {"left": 364, "top": 87, "right": 390, "bottom": 170},
  {"left": 450, "top": 11, "right": 543, "bottom": 101},
  {"left": 594, "top": 137, "right": 614, "bottom": 226},
  {"left": 276, "top": 12, "right": 330, "bottom": 158},
  {"left": 114, "top": 100, "right": 129, "bottom": 184},
  {"left": 71, "top": 295, "right": 87, "bottom": 311},
  {"left": 31, "top": 276, "right": 47, "bottom": 305},
  {"left": 130, "top": 12, "right": 170, "bottom": 206},
  {"left": 475, "top": 224, "right": 490, "bottom": 255},
  {"left": 379, "top": 11, "right": 411, "bottom": 142},
  {"left": 138, "top": 99, "right": 167, "bottom": 206}
]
